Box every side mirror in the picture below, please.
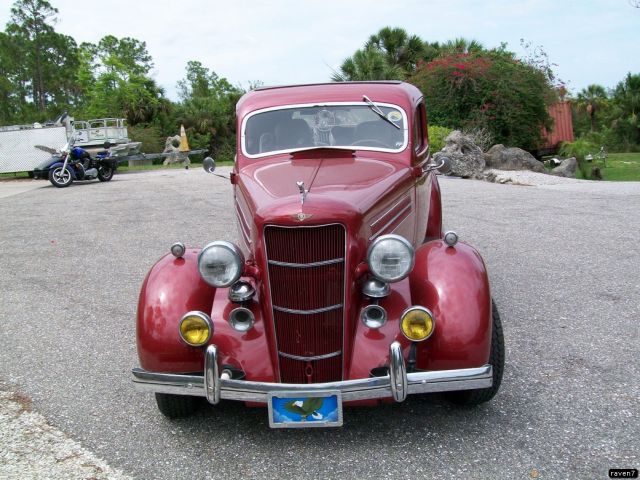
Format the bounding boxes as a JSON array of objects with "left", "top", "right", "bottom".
[
  {"left": 203, "top": 157, "right": 216, "bottom": 173},
  {"left": 437, "top": 156, "right": 452, "bottom": 175},
  {"left": 423, "top": 155, "right": 452, "bottom": 174}
]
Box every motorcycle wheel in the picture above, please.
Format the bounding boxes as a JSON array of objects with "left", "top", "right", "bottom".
[
  {"left": 49, "top": 166, "right": 73, "bottom": 188},
  {"left": 97, "top": 165, "right": 114, "bottom": 182}
]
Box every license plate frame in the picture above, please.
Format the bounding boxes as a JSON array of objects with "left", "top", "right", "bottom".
[{"left": 267, "top": 390, "right": 343, "bottom": 428}]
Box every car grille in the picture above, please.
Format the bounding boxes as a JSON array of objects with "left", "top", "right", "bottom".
[{"left": 264, "top": 224, "right": 345, "bottom": 383}]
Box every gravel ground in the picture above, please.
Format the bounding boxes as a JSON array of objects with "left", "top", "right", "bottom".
[
  {"left": 0, "top": 383, "right": 130, "bottom": 479},
  {"left": 0, "top": 168, "right": 638, "bottom": 479}
]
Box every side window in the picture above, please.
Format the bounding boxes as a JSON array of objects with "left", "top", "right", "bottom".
[{"left": 413, "top": 107, "right": 424, "bottom": 153}]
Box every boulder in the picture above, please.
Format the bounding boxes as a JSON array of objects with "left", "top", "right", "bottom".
[
  {"left": 484, "top": 144, "right": 545, "bottom": 172},
  {"left": 550, "top": 157, "right": 577, "bottom": 178},
  {"left": 433, "top": 130, "right": 485, "bottom": 178}
]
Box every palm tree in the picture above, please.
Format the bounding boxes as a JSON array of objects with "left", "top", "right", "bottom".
[
  {"left": 611, "top": 73, "right": 640, "bottom": 144},
  {"left": 332, "top": 46, "right": 404, "bottom": 82},
  {"left": 332, "top": 27, "right": 426, "bottom": 81},
  {"left": 365, "top": 27, "right": 426, "bottom": 73},
  {"left": 576, "top": 84, "right": 608, "bottom": 132},
  {"left": 438, "top": 38, "right": 485, "bottom": 56}
]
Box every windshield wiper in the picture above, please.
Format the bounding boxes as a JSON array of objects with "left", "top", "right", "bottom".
[{"left": 362, "top": 95, "right": 400, "bottom": 129}]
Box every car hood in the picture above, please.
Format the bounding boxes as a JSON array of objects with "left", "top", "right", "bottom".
[{"left": 237, "top": 150, "right": 411, "bottom": 225}]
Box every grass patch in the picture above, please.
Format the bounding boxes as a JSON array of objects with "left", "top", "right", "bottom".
[
  {"left": 575, "top": 152, "right": 640, "bottom": 181},
  {"left": 0, "top": 171, "right": 31, "bottom": 178}
]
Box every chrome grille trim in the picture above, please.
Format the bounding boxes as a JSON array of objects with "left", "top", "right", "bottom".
[
  {"left": 272, "top": 304, "right": 343, "bottom": 315},
  {"left": 278, "top": 350, "right": 342, "bottom": 361},
  {"left": 268, "top": 258, "right": 344, "bottom": 269},
  {"left": 264, "top": 223, "right": 347, "bottom": 383}
]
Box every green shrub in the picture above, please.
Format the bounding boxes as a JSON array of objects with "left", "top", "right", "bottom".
[
  {"left": 559, "top": 138, "right": 599, "bottom": 179},
  {"left": 411, "top": 51, "right": 555, "bottom": 150},
  {"left": 558, "top": 138, "right": 596, "bottom": 161},
  {"left": 428, "top": 125, "right": 452, "bottom": 153},
  {"left": 128, "top": 125, "right": 166, "bottom": 153}
]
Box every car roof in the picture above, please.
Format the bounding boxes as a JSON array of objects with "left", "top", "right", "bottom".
[{"left": 236, "top": 81, "right": 422, "bottom": 118}]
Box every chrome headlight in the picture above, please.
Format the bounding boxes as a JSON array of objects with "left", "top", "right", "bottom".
[
  {"left": 198, "top": 241, "right": 244, "bottom": 287},
  {"left": 367, "top": 234, "right": 415, "bottom": 283}
]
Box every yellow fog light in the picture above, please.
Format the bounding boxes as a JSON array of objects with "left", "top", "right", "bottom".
[
  {"left": 179, "top": 311, "right": 213, "bottom": 346},
  {"left": 400, "top": 306, "right": 435, "bottom": 341}
]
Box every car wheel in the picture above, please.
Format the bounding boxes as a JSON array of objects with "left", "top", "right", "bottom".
[
  {"left": 154, "top": 393, "right": 199, "bottom": 418},
  {"left": 49, "top": 166, "right": 73, "bottom": 188},
  {"left": 446, "top": 298, "right": 504, "bottom": 405},
  {"left": 97, "top": 166, "right": 114, "bottom": 182}
]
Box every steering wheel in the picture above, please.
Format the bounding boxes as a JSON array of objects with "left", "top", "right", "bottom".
[{"left": 351, "top": 139, "right": 389, "bottom": 148}]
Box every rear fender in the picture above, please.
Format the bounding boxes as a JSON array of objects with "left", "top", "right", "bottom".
[
  {"left": 409, "top": 240, "right": 491, "bottom": 370},
  {"left": 136, "top": 250, "right": 215, "bottom": 372}
]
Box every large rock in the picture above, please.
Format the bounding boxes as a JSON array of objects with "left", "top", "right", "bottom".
[
  {"left": 484, "top": 144, "right": 545, "bottom": 172},
  {"left": 433, "top": 130, "right": 485, "bottom": 178},
  {"left": 550, "top": 157, "right": 577, "bottom": 178}
]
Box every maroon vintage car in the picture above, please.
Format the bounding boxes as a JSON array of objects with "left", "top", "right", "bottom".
[{"left": 132, "top": 81, "right": 504, "bottom": 428}]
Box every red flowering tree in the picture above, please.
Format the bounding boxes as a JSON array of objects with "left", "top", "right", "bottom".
[{"left": 409, "top": 51, "right": 555, "bottom": 150}]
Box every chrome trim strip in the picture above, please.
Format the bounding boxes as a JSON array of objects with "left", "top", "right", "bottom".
[
  {"left": 278, "top": 350, "right": 342, "bottom": 361},
  {"left": 369, "top": 202, "right": 412, "bottom": 241},
  {"left": 370, "top": 194, "right": 411, "bottom": 230},
  {"left": 132, "top": 364, "right": 493, "bottom": 403},
  {"left": 268, "top": 257, "right": 344, "bottom": 268},
  {"left": 234, "top": 201, "right": 251, "bottom": 247},
  {"left": 272, "top": 304, "right": 343, "bottom": 315},
  {"left": 240, "top": 101, "right": 409, "bottom": 159}
]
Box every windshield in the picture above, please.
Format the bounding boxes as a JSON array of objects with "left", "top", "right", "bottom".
[{"left": 242, "top": 102, "right": 407, "bottom": 157}]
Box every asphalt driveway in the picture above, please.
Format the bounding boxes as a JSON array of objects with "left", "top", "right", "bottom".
[{"left": 0, "top": 169, "right": 638, "bottom": 479}]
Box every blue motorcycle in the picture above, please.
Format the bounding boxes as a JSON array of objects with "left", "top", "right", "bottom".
[{"left": 35, "top": 141, "right": 117, "bottom": 188}]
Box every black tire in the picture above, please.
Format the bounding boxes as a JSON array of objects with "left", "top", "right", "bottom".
[
  {"left": 48, "top": 166, "right": 73, "bottom": 188},
  {"left": 97, "top": 165, "right": 114, "bottom": 182},
  {"left": 446, "top": 299, "right": 504, "bottom": 405},
  {"left": 154, "top": 393, "right": 198, "bottom": 418}
]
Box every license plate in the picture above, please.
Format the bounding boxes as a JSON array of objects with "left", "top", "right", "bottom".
[{"left": 268, "top": 391, "right": 343, "bottom": 428}]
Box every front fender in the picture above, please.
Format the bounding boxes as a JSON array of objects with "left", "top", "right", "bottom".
[
  {"left": 49, "top": 161, "right": 77, "bottom": 179},
  {"left": 409, "top": 240, "right": 491, "bottom": 370},
  {"left": 136, "top": 250, "right": 215, "bottom": 372}
]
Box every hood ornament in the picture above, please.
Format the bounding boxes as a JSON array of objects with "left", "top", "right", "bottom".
[
  {"left": 296, "top": 181, "right": 308, "bottom": 206},
  {"left": 293, "top": 212, "right": 313, "bottom": 221}
]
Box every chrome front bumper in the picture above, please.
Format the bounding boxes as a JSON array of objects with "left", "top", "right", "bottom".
[{"left": 132, "top": 342, "right": 492, "bottom": 404}]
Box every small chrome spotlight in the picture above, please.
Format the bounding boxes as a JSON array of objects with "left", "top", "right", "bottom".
[
  {"left": 228, "top": 307, "right": 255, "bottom": 332},
  {"left": 170, "top": 242, "right": 186, "bottom": 258},
  {"left": 229, "top": 281, "right": 256, "bottom": 303},
  {"left": 362, "top": 278, "right": 391, "bottom": 299},
  {"left": 360, "top": 304, "right": 388, "bottom": 329},
  {"left": 443, "top": 231, "right": 458, "bottom": 247}
]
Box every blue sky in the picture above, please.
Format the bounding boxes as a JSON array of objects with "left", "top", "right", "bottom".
[{"left": 1, "top": 0, "right": 638, "bottom": 100}]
